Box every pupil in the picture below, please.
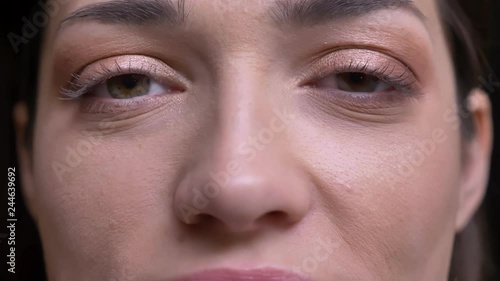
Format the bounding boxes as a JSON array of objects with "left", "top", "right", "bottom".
[
  {"left": 121, "top": 75, "right": 140, "bottom": 89},
  {"left": 349, "top": 73, "right": 367, "bottom": 85},
  {"left": 336, "top": 72, "right": 381, "bottom": 93}
]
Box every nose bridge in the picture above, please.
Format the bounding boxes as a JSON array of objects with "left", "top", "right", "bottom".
[
  {"left": 212, "top": 53, "right": 286, "bottom": 164},
  {"left": 173, "top": 56, "right": 310, "bottom": 232},
  {"left": 202, "top": 54, "right": 291, "bottom": 206}
]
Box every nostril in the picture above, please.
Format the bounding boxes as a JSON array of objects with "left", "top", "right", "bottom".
[
  {"left": 256, "top": 210, "right": 291, "bottom": 227},
  {"left": 189, "top": 210, "right": 292, "bottom": 232},
  {"left": 267, "top": 210, "right": 286, "bottom": 218}
]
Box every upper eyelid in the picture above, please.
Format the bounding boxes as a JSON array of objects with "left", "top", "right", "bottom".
[
  {"left": 60, "top": 56, "right": 187, "bottom": 99},
  {"left": 314, "top": 49, "right": 412, "bottom": 75},
  {"left": 298, "top": 49, "right": 419, "bottom": 85},
  {"left": 333, "top": 60, "right": 414, "bottom": 85},
  {"left": 60, "top": 63, "right": 158, "bottom": 99}
]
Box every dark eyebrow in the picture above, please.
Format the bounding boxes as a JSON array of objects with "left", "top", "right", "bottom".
[
  {"left": 271, "top": 0, "right": 425, "bottom": 26},
  {"left": 57, "top": 0, "right": 423, "bottom": 33},
  {"left": 59, "top": 0, "right": 187, "bottom": 28}
]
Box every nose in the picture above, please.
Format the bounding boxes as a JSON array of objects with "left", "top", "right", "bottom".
[
  {"left": 173, "top": 67, "right": 311, "bottom": 233},
  {"left": 175, "top": 154, "right": 311, "bottom": 232}
]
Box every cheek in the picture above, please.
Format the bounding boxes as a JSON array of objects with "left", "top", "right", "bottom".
[
  {"left": 31, "top": 117, "right": 194, "bottom": 276},
  {"left": 29, "top": 77, "right": 214, "bottom": 277},
  {"left": 291, "top": 111, "right": 462, "bottom": 276}
]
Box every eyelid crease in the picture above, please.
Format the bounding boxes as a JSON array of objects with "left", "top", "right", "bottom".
[
  {"left": 300, "top": 48, "right": 422, "bottom": 95},
  {"left": 59, "top": 56, "right": 185, "bottom": 100}
]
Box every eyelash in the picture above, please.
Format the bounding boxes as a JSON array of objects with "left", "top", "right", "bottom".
[
  {"left": 349, "top": 61, "right": 414, "bottom": 92},
  {"left": 60, "top": 61, "right": 165, "bottom": 100},
  {"left": 60, "top": 52, "right": 420, "bottom": 107},
  {"left": 306, "top": 59, "right": 418, "bottom": 95}
]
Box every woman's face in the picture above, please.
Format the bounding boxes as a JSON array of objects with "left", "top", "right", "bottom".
[{"left": 16, "top": 0, "right": 493, "bottom": 280}]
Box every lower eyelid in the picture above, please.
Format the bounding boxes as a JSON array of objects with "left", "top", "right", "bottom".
[
  {"left": 78, "top": 94, "right": 184, "bottom": 115},
  {"left": 302, "top": 87, "right": 416, "bottom": 121}
]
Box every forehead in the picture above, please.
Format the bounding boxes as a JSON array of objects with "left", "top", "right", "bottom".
[{"left": 50, "top": 0, "right": 439, "bottom": 28}]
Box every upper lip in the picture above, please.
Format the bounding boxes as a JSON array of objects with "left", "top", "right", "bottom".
[{"left": 169, "top": 268, "right": 313, "bottom": 281}]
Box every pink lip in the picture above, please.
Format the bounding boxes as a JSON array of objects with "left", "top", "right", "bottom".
[{"left": 171, "top": 268, "right": 312, "bottom": 281}]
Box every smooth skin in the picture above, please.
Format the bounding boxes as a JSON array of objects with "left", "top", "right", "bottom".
[{"left": 15, "top": 0, "right": 492, "bottom": 280}]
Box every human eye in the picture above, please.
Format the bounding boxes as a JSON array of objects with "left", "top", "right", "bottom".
[
  {"left": 316, "top": 72, "right": 394, "bottom": 93},
  {"left": 93, "top": 73, "right": 160, "bottom": 99},
  {"left": 60, "top": 55, "right": 186, "bottom": 112},
  {"left": 302, "top": 49, "right": 422, "bottom": 106}
]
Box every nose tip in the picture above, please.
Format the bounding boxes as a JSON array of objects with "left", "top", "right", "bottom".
[{"left": 174, "top": 163, "right": 311, "bottom": 233}]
